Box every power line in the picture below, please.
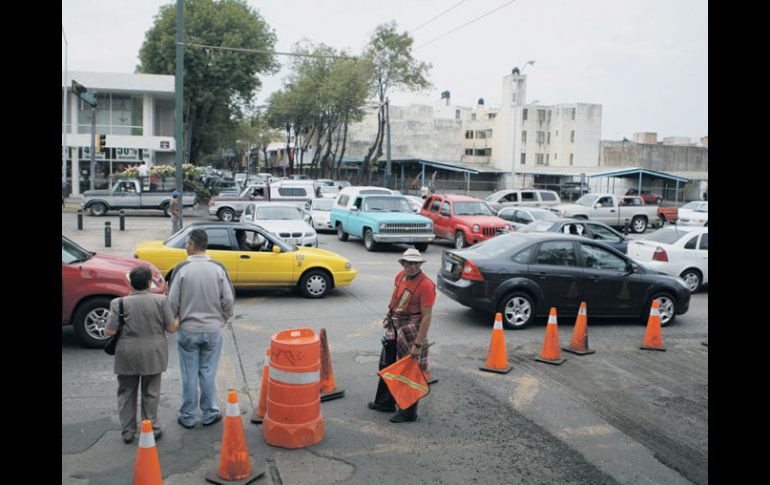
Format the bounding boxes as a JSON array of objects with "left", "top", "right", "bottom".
[
  {"left": 182, "top": 43, "right": 357, "bottom": 60},
  {"left": 409, "top": 0, "right": 468, "bottom": 34},
  {"left": 415, "top": 0, "right": 518, "bottom": 50}
]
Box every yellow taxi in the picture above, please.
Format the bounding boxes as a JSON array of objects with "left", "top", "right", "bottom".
[{"left": 134, "top": 222, "right": 356, "bottom": 298}]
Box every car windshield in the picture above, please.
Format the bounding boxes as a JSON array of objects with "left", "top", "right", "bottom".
[
  {"left": 454, "top": 202, "right": 494, "bottom": 216},
  {"left": 468, "top": 233, "right": 531, "bottom": 257},
  {"left": 642, "top": 228, "right": 695, "bottom": 244},
  {"left": 256, "top": 206, "right": 302, "bottom": 220},
  {"left": 62, "top": 237, "right": 93, "bottom": 264},
  {"left": 575, "top": 195, "right": 600, "bottom": 207},
  {"left": 485, "top": 191, "right": 508, "bottom": 202},
  {"left": 363, "top": 196, "right": 413, "bottom": 212},
  {"left": 312, "top": 199, "right": 334, "bottom": 211}
]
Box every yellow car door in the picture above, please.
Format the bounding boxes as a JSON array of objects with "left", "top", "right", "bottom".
[
  {"left": 201, "top": 227, "right": 241, "bottom": 278},
  {"left": 235, "top": 230, "right": 296, "bottom": 285}
]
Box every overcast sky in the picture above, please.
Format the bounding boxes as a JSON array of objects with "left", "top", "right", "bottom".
[{"left": 62, "top": 0, "right": 708, "bottom": 141}]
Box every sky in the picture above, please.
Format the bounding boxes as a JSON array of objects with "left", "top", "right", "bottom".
[{"left": 62, "top": 0, "right": 708, "bottom": 141}]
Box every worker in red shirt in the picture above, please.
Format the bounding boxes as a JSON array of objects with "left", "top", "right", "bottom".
[{"left": 368, "top": 247, "right": 436, "bottom": 423}]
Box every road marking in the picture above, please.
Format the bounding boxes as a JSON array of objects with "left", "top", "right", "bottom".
[
  {"left": 234, "top": 322, "right": 265, "bottom": 332},
  {"left": 554, "top": 424, "right": 617, "bottom": 440}
]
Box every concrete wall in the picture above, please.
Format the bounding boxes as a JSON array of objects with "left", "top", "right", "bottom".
[{"left": 600, "top": 141, "right": 708, "bottom": 172}]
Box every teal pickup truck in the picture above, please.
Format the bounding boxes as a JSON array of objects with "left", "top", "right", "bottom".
[{"left": 331, "top": 187, "right": 435, "bottom": 252}]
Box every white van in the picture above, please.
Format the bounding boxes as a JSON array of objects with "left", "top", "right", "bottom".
[
  {"left": 485, "top": 189, "right": 561, "bottom": 212},
  {"left": 268, "top": 180, "right": 316, "bottom": 211}
]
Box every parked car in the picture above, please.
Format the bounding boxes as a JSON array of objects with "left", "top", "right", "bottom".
[
  {"left": 657, "top": 206, "right": 679, "bottom": 224},
  {"left": 62, "top": 235, "right": 166, "bottom": 348},
  {"left": 421, "top": 194, "right": 510, "bottom": 249},
  {"left": 625, "top": 189, "right": 663, "bottom": 205},
  {"left": 517, "top": 217, "right": 631, "bottom": 254},
  {"left": 309, "top": 198, "right": 335, "bottom": 232},
  {"left": 551, "top": 193, "right": 659, "bottom": 233},
  {"left": 82, "top": 178, "right": 196, "bottom": 217},
  {"left": 134, "top": 222, "right": 356, "bottom": 298},
  {"left": 241, "top": 203, "right": 318, "bottom": 247},
  {"left": 208, "top": 184, "right": 269, "bottom": 221},
  {"left": 484, "top": 189, "right": 561, "bottom": 212},
  {"left": 627, "top": 226, "right": 708, "bottom": 293},
  {"left": 676, "top": 201, "right": 708, "bottom": 226},
  {"left": 437, "top": 232, "right": 691, "bottom": 329},
  {"left": 497, "top": 207, "right": 560, "bottom": 230}
]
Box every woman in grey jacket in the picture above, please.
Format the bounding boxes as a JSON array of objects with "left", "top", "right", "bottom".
[{"left": 105, "top": 266, "right": 179, "bottom": 444}]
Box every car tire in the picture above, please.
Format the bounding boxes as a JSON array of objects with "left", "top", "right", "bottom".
[
  {"left": 498, "top": 291, "right": 536, "bottom": 329},
  {"left": 336, "top": 223, "right": 349, "bottom": 241},
  {"left": 299, "top": 269, "right": 331, "bottom": 298},
  {"left": 89, "top": 202, "right": 108, "bottom": 217},
  {"left": 654, "top": 198, "right": 662, "bottom": 205},
  {"left": 642, "top": 293, "right": 677, "bottom": 327},
  {"left": 414, "top": 243, "right": 429, "bottom": 252},
  {"left": 219, "top": 208, "right": 235, "bottom": 222},
  {"left": 631, "top": 216, "right": 647, "bottom": 233},
  {"left": 364, "top": 229, "right": 379, "bottom": 252},
  {"left": 679, "top": 269, "right": 702, "bottom": 293},
  {"left": 454, "top": 231, "right": 468, "bottom": 249},
  {"left": 72, "top": 296, "right": 113, "bottom": 348}
]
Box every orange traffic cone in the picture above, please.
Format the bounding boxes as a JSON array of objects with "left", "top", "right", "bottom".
[
  {"left": 319, "top": 328, "right": 345, "bottom": 402},
  {"left": 563, "top": 302, "right": 595, "bottom": 355},
  {"left": 535, "top": 308, "right": 566, "bottom": 365},
  {"left": 250, "top": 348, "right": 270, "bottom": 424},
  {"left": 640, "top": 300, "right": 666, "bottom": 351},
  {"left": 206, "top": 391, "right": 265, "bottom": 485},
  {"left": 133, "top": 420, "right": 162, "bottom": 485},
  {"left": 480, "top": 313, "right": 513, "bottom": 374}
]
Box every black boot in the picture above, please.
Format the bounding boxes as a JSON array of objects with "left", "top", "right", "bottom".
[{"left": 389, "top": 401, "right": 418, "bottom": 423}]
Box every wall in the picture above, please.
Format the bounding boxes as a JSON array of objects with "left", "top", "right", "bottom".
[{"left": 600, "top": 141, "right": 708, "bottom": 172}]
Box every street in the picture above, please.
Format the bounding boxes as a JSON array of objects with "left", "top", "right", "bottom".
[{"left": 62, "top": 209, "right": 708, "bottom": 485}]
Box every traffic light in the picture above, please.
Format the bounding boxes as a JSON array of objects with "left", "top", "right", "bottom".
[{"left": 96, "top": 133, "right": 106, "bottom": 152}]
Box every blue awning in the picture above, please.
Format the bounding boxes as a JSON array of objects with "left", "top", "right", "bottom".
[{"left": 588, "top": 167, "right": 689, "bottom": 184}]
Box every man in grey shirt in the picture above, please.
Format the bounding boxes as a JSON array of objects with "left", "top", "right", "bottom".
[{"left": 168, "top": 228, "right": 235, "bottom": 428}]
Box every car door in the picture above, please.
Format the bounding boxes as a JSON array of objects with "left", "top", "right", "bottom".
[
  {"left": 577, "top": 242, "right": 643, "bottom": 316},
  {"left": 527, "top": 240, "right": 584, "bottom": 315},
  {"left": 115, "top": 181, "right": 140, "bottom": 208},
  {"left": 437, "top": 201, "right": 453, "bottom": 239},
  {"left": 201, "top": 227, "right": 241, "bottom": 280},
  {"left": 593, "top": 196, "right": 617, "bottom": 225},
  {"left": 234, "top": 229, "right": 296, "bottom": 285}
]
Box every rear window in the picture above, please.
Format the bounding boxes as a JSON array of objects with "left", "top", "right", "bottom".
[
  {"left": 643, "top": 228, "right": 696, "bottom": 245},
  {"left": 539, "top": 192, "right": 558, "bottom": 201},
  {"left": 468, "top": 233, "right": 531, "bottom": 258},
  {"left": 521, "top": 192, "right": 537, "bottom": 201}
]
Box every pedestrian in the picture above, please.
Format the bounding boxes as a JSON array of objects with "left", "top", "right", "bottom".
[
  {"left": 168, "top": 229, "right": 235, "bottom": 429},
  {"left": 368, "top": 247, "right": 436, "bottom": 423},
  {"left": 170, "top": 191, "right": 182, "bottom": 234},
  {"left": 105, "top": 266, "right": 179, "bottom": 444}
]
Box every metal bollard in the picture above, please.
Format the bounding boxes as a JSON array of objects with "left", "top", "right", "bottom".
[
  {"left": 77, "top": 210, "right": 83, "bottom": 231},
  {"left": 623, "top": 218, "right": 630, "bottom": 236},
  {"left": 104, "top": 221, "right": 112, "bottom": 247},
  {"left": 119, "top": 210, "right": 125, "bottom": 231}
]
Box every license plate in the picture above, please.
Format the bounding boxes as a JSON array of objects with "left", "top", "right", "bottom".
[{"left": 444, "top": 261, "right": 454, "bottom": 273}]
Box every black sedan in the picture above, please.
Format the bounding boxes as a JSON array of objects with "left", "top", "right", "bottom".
[
  {"left": 437, "top": 232, "right": 690, "bottom": 329},
  {"left": 518, "top": 218, "right": 631, "bottom": 254}
]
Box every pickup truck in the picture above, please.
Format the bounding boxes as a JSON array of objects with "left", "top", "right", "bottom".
[
  {"left": 331, "top": 187, "right": 435, "bottom": 252},
  {"left": 82, "top": 179, "right": 196, "bottom": 217},
  {"left": 550, "top": 194, "right": 659, "bottom": 233},
  {"left": 209, "top": 184, "right": 269, "bottom": 221}
]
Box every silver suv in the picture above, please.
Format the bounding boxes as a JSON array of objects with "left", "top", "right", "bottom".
[{"left": 485, "top": 189, "right": 561, "bottom": 212}]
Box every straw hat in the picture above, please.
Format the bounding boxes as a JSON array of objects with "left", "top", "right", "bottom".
[{"left": 399, "top": 247, "right": 426, "bottom": 264}]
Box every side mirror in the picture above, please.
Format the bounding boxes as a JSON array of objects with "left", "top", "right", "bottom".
[
  {"left": 272, "top": 246, "right": 282, "bottom": 254},
  {"left": 304, "top": 215, "right": 311, "bottom": 224}
]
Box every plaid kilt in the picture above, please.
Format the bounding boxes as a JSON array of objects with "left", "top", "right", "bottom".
[{"left": 392, "top": 314, "right": 429, "bottom": 372}]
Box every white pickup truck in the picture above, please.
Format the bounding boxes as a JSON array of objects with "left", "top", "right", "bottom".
[
  {"left": 550, "top": 194, "right": 659, "bottom": 233},
  {"left": 82, "top": 179, "right": 196, "bottom": 217}
]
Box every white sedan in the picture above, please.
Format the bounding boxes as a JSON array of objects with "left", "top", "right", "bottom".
[
  {"left": 309, "top": 198, "right": 334, "bottom": 232},
  {"left": 241, "top": 203, "right": 318, "bottom": 247},
  {"left": 627, "top": 226, "right": 708, "bottom": 293},
  {"left": 676, "top": 201, "right": 708, "bottom": 226}
]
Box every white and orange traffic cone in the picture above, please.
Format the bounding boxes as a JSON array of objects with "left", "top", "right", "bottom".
[
  {"left": 535, "top": 308, "right": 567, "bottom": 365},
  {"left": 640, "top": 300, "right": 666, "bottom": 351},
  {"left": 563, "top": 302, "right": 595, "bottom": 355},
  {"left": 251, "top": 348, "right": 270, "bottom": 424},
  {"left": 480, "top": 313, "right": 513, "bottom": 374},
  {"left": 133, "top": 420, "right": 163, "bottom": 485},
  {"left": 206, "top": 391, "right": 265, "bottom": 485}
]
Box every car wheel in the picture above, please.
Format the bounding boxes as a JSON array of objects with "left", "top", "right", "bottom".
[
  {"left": 498, "top": 291, "right": 535, "bottom": 329},
  {"left": 299, "top": 269, "right": 331, "bottom": 298},
  {"left": 161, "top": 203, "right": 171, "bottom": 218},
  {"left": 89, "top": 202, "right": 108, "bottom": 217},
  {"left": 654, "top": 198, "right": 662, "bottom": 205},
  {"left": 631, "top": 216, "right": 647, "bottom": 233},
  {"left": 454, "top": 231, "right": 467, "bottom": 249},
  {"left": 219, "top": 208, "right": 235, "bottom": 222},
  {"left": 364, "top": 229, "right": 379, "bottom": 252},
  {"left": 414, "top": 243, "right": 429, "bottom": 252},
  {"left": 336, "top": 223, "right": 349, "bottom": 241},
  {"left": 72, "top": 296, "right": 113, "bottom": 348},
  {"left": 642, "top": 293, "right": 677, "bottom": 327},
  {"left": 679, "top": 269, "right": 702, "bottom": 293}
]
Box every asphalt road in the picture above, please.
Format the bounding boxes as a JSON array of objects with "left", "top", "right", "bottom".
[{"left": 62, "top": 209, "right": 708, "bottom": 485}]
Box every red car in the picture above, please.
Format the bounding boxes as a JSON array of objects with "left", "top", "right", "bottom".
[
  {"left": 625, "top": 189, "right": 662, "bottom": 205},
  {"left": 62, "top": 235, "right": 166, "bottom": 348},
  {"left": 420, "top": 194, "right": 510, "bottom": 249}
]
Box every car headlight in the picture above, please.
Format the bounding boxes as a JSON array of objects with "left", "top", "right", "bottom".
[
  {"left": 379, "top": 223, "right": 387, "bottom": 231},
  {"left": 344, "top": 262, "right": 352, "bottom": 270},
  {"left": 473, "top": 225, "right": 480, "bottom": 233},
  {"left": 425, "top": 223, "right": 433, "bottom": 229},
  {"left": 305, "top": 231, "right": 316, "bottom": 238}
]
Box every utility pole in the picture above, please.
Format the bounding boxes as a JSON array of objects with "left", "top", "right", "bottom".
[
  {"left": 385, "top": 98, "right": 391, "bottom": 188},
  {"left": 72, "top": 81, "right": 98, "bottom": 191},
  {"left": 175, "top": 0, "right": 185, "bottom": 229}
]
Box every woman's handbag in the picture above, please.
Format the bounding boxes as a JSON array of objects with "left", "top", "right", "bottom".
[{"left": 104, "top": 298, "right": 125, "bottom": 356}]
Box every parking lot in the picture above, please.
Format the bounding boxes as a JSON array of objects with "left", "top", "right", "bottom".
[{"left": 62, "top": 208, "right": 707, "bottom": 485}]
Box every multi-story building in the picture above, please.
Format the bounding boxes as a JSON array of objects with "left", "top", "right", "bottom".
[{"left": 61, "top": 71, "right": 176, "bottom": 195}]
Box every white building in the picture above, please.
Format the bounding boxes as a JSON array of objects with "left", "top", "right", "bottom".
[{"left": 62, "top": 71, "right": 176, "bottom": 195}]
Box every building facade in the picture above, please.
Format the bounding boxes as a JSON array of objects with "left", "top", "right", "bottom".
[{"left": 62, "top": 71, "right": 176, "bottom": 195}]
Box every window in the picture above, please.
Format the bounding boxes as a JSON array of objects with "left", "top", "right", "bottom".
[
  {"left": 278, "top": 187, "right": 307, "bottom": 197},
  {"left": 571, "top": 131, "right": 575, "bottom": 143},
  {"left": 571, "top": 108, "right": 576, "bottom": 120},
  {"left": 471, "top": 113, "right": 477, "bottom": 121},
  {"left": 513, "top": 211, "right": 534, "bottom": 224},
  {"left": 570, "top": 154, "right": 574, "bottom": 165},
  {"left": 535, "top": 241, "right": 577, "bottom": 266},
  {"left": 540, "top": 192, "right": 558, "bottom": 202},
  {"left": 465, "top": 149, "right": 474, "bottom": 155},
  {"left": 536, "top": 154, "right": 545, "bottom": 165},
  {"left": 537, "top": 132, "right": 545, "bottom": 144},
  {"left": 513, "top": 246, "right": 535, "bottom": 264},
  {"left": 488, "top": 113, "right": 497, "bottom": 120},
  {"left": 337, "top": 195, "right": 349, "bottom": 207},
  {"left": 523, "top": 109, "right": 528, "bottom": 120},
  {"left": 455, "top": 109, "right": 461, "bottom": 120},
  {"left": 547, "top": 132, "right": 551, "bottom": 144},
  {"left": 465, "top": 130, "right": 474, "bottom": 139},
  {"left": 499, "top": 210, "right": 514, "bottom": 221},
  {"left": 546, "top": 154, "right": 550, "bottom": 164},
  {"left": 504, "top": 192, "right": 519, "bottom": 203},
  {"left": 204, "top": 228, "right": 233, "bottom": 251},
  {"left": 684, "top": 235, "right": 699, "bottom": 250},
  {"left": 477, "top": 130, "right": 487, "bottom": 139},
  {"left": 521, "top": 192, "right": 537, "bottom": 202},
  {"left": 522, "top": 131, "right": 527, "bottom": 143},
  {"left": 440, "top": 202, "right": 451, "bottom": 217},
  {"left": 538, "top": 110, "right": 546, "bottom": 122},
  {"left": 422, "top": 197, "right": 433, "bottom": 211},
  {"left": 699, "top": 233, "right": 708, "bottom": 250},
  {"left": 520, "top": 153, "right": 526, "bottom": 165},
  {"left": 580, "top": 243, "right": 627, "bottom": 271},
  {"left": 430, "top": 198, "right": 441, "bottom": 213},
  {"left": 587, "top": 224, "right": 621, "bottom": 242}
]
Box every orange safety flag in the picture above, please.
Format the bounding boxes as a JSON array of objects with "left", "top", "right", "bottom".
[{"left": 378, "top": 355, "right": 430, "bottom": 410}]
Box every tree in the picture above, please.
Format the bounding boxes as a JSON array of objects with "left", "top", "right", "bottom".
[
  {"left": 360, "top": 22, "right": 431, "bottom": 183},
  {"left": 137, "top": 0, "right": 278, "bottom": 164}
]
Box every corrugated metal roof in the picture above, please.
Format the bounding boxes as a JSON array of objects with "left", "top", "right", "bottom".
[{"left": 588, "top": 167, "right": 689, "bottom": 183}]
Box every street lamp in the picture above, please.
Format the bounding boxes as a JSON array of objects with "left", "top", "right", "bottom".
[
  {"left": 62, "top": 26, "right": 68, "bottom": 189},
  {"left": 520, "top": 59, "right": 535, "bottom": 73}
]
